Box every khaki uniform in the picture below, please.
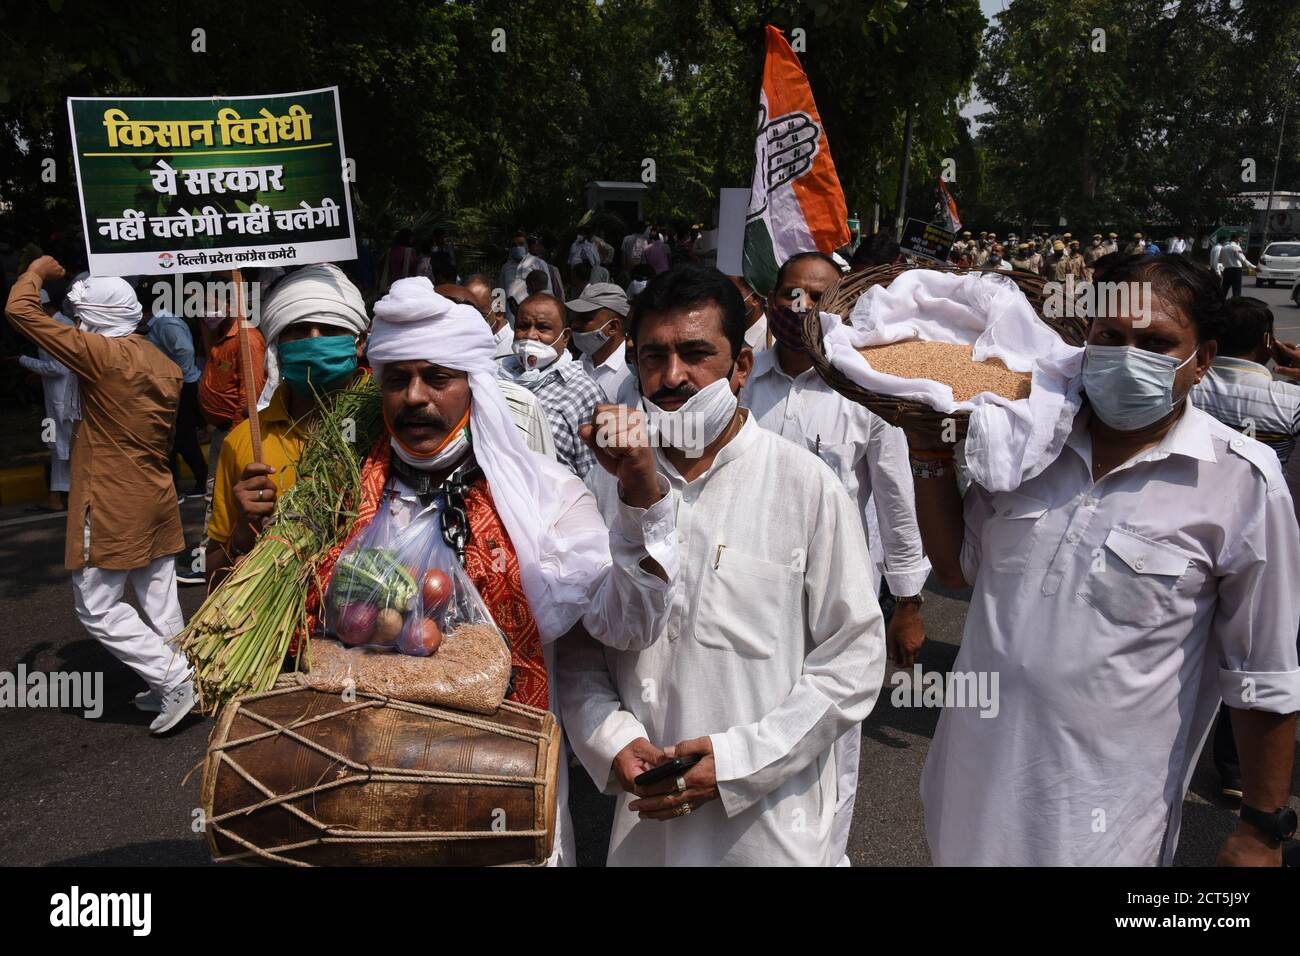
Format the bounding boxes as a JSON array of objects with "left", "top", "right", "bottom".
[
  {"left": 1068, "top": 252, "right": 1087, "bottom": 281},
  {"left": 6, "top": 273, "right": 184, "bottom": 571}
]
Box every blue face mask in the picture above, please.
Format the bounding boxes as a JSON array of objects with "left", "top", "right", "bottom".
[
  {"left": 1083, "top": 344, "right": 1196, "bottom": 431},
  {"left": 279, "top": 335, "right": 358, "bottom": 395},
  {"left": 510, "top": 245, "right": 526, "bottom": 261}
]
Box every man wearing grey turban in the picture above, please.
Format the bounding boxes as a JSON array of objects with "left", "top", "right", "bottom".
[
  {"left": 5, "top": 257, "right": 194, "bottom": 734},
  {"left": 206, "top": 263, "right": 370, "bottom": 588}
]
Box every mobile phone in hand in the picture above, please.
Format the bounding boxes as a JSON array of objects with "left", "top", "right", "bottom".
[{"left": 634, "top": 754, "right": 702, "bottom": 788}]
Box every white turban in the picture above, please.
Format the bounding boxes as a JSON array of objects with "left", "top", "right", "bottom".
[
  {"left": 65, "top": 276, "right": 142, "bottom": 338},
  {"left": 368, "top": 277, "right": 582, "bottom": 639},
  {"left": 255, "top": 263, "right": 369, "bottom": 408}
]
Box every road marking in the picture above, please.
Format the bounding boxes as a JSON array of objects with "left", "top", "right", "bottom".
[{"left": 0, "top": 510, "right": 67, "bottom": 528}]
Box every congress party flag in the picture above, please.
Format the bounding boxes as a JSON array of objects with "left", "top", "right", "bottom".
[
  {"left": 938, "top": 176, "right": 962, "bottom": 233},
  {"left": 742, "top": 24, "right": 850, "bottom": 297}
]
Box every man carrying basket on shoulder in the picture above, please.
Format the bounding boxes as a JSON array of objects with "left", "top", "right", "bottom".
[{"left": 904, "top": 254, "right": 1300, "bottom": 866}]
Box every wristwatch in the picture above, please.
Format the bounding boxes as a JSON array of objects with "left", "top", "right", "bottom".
[
  {"left": 1239, "top": 803, "right": 1298, "bottom": 842},
  {"left": 895, "top": 594, "right": 924, "bottom": 608}
]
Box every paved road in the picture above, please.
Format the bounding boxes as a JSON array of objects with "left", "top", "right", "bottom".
[
  {"left": 1252, "top": 282, "right": 1300, "bottom": 337},
  {"left": 1, "top": 491, "right": 1294, "bottom": 867}
]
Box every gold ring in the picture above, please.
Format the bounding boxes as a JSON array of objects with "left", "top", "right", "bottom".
[{"left": 678, "top": 802, "right": 692, "bottom": 816}]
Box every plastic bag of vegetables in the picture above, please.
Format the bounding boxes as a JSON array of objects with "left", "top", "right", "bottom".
[{"left": 323, "top": 492, "right": 500, "bottom": 659}]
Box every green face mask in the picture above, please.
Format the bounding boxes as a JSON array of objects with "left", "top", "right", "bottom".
[{"left": 278, "top": 335, "right": 357, "bottom": 395}]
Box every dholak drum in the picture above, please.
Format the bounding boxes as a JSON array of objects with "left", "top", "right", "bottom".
[{"left": 201, "top": 683, "right": 559, "bottom": 866}]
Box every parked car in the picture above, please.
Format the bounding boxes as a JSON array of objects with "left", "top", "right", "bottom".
[{"left": 1256, "top": 241, "right": 1300, "bottom": 287}]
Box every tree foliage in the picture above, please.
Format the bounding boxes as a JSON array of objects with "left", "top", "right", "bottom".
[
  {"left": 972, "top": 0, "right": 1300, "bottom": 234},
  {"left": 0, "top": 0, "right": 986, "bottom": 262}
]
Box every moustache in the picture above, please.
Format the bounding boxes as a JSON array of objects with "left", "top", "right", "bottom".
[
  {"left": 649, "top": 383, "right": 699, "bottom": 404},
  {"left": 393, "top": 408, "right": 451, "bottom": 431}
]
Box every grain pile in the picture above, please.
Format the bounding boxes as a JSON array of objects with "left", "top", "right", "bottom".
[
  {"left": 301, "top": 623, "right": 511, "bottom": 714},
  {"left": 857, "top": 340, "right": 1032, "bottom": 402}
]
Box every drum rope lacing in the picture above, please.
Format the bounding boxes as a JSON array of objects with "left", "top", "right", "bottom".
[{"left": 205, "top": 683, "right": 554, "bottom": 865}]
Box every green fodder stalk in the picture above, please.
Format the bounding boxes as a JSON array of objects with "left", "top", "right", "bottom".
[{"left": 175, "top": 376, "right": 384, "bottom": 711}]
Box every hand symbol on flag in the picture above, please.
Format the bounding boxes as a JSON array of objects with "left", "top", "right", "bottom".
[
  {"left": 761, "top": 107, "right": 820, "bottom": 191},
  {"left": 748, "top": 104, "right": 821, "bottom": 219}
]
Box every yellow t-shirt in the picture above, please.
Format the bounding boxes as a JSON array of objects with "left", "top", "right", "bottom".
[{"left": 207, "top": 384, "right": 307, "bottom": 546}]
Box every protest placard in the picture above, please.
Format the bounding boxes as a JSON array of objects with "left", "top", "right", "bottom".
[
  {"left": 900, "top": 218, "right": 955, "bottom": 264},
  {"left": 67, "top": 87, "right": 355, "bottom": 276}
]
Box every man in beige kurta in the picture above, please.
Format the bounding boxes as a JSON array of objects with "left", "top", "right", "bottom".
[{"left": 5, "top": 256, "right": 194, "bottom": 733}]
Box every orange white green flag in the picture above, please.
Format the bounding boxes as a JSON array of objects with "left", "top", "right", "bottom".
[{"left": 742, "top": 24, "right": 850, "bottom": 297}]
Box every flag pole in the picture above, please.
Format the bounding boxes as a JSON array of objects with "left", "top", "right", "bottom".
[
  {"left": 893, "top": 107, "right": 915, "bottom": 242},
  {"left": 234, "top": 268, "right": 262, "bottom": 464}
]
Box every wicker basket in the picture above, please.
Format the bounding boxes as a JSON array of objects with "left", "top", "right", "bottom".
[{"left": 802, "top": 262, "right": 1086, "bottom": 441}]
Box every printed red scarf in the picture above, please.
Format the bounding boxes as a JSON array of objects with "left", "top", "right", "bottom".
[{"left": 300, "top": 437, "right": 548, "bottom": 708}]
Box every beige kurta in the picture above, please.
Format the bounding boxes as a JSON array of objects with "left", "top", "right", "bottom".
[{"left": 6, "top": 273, "right": 183, "bottom": 570}]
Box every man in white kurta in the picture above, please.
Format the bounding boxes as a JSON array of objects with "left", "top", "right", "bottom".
[
  {"left": 558, "top": 263, "right": 886, "bottom": 866},
  {"left": 922, "top": 401, "right": 1300, "bottom": 864},
  {"left": 743, "top": 347, "right": 929, "bottom": 862},
  {"left": 742, "top": 250, "right": 931, "bottom": 862}
]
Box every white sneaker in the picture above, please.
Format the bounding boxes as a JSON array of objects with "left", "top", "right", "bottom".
[
  {"left": 133, "top": 689, "right": 163, "bottom": 713},
  {"left": 150, "top": 680, "right": 196, "bottom": 734}
]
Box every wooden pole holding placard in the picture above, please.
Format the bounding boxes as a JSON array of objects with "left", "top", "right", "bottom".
[{"left": 234, "top": 269, "right": 263, "bottom": 463}]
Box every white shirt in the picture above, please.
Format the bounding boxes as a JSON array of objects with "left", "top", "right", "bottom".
[
  {"left": 581, "top": 339, "right": 633, "bottom": 403},
  {"left": 1210, "top": 242, "right": 1223, "bottom": 272},
  {"left": 923, "top": 402, "right": 1300, "bottom": 865},
  {"left": 1192, "top": 355, "right": 1300, "bottom": 465},
  {"left": 1219, "top": 242, "right": 1255, "bottom": 271},
  {"left": 559, "top": 414, "right": 887, "bottom": 865},
  {"left": 741, "top": 348, "right": 930, "bottom": 596}
]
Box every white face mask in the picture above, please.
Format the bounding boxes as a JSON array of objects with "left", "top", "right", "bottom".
[
  {"left": 1083, "top": 344, "right": 1196, "bottom": 431},
  {"left": 641, "top": 374, "right": 738, "bottom": 457},
  {"left": 390, "top": 429, "right": 470, "bottom": 472},
  {"left": 513, "top": 336, "right": 561, "bottom": 371},
  {"left": 572, "top": 320, "right": 613, "bottom": 356}
]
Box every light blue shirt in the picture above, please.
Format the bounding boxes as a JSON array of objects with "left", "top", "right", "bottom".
[{"left": 146, "top": 311, "right": 200, "bottom": 383}]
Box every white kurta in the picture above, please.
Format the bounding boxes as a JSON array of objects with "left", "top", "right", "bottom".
[
  {"left": 741, "top": 347, "right": 930, "bottom": 597},
  {"left": 559, "top": 414, "right": 887, "bottom": 865},
  {"left": 742, "top": 347, "right": 930, "bottom": 863},
  {"left": 923, "top": 402, "right": 1300, "bottom": 865}
]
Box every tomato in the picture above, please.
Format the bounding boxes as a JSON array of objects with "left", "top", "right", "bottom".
[
  {"left": 336, "top": 603, "right": 378, "bottom": 646},
  {"left": 421, "top": 569, "right": 453, "bottom": 612},
  {"left": 401, "top": 617, "right": 443, "bottom": 656}
]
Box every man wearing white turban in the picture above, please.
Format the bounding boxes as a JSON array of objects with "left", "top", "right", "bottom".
[
  {"left": 6, "top": 257, "right": 194, "bottom": 734},
  {"left": 206, "top": 263, "right": 370, "bottom": 588},
  {"left": 357, "top": 276, "right": 681, "bottom": 865}
]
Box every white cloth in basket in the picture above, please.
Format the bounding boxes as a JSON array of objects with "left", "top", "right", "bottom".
[{"left": 820, "top": 269, "right": 1083, "bottom": 492}]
